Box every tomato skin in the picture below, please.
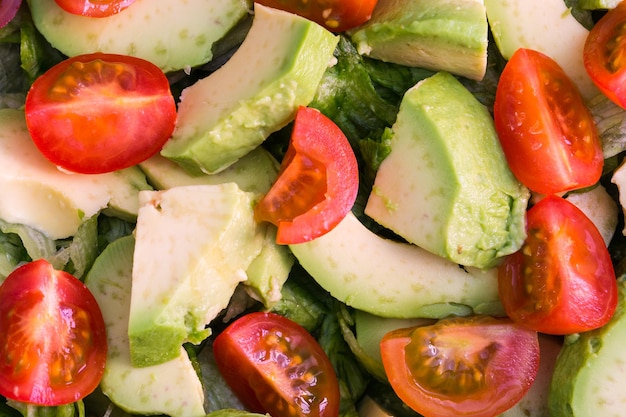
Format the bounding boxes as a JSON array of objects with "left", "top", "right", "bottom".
[
  {"left": 380, "top": 316, "right": 539, "bottom": 417},
  {"left": 213, "top": 312, "right": 340, "bottom": 417},
  {"left": 0, "top": 0, "right": 21, "bottom": 28},
  {"left": 0, "top": 259, "right": 107, "bottom": 405},
  {"left": 584, "top": 2, "right": 626, "bottom": 108},
  {"left": 493, "top": 48, "right": 603, "bottom": 196},
  {"left": 25, "top": 52, "right": 176, "bottom": 174},
  {"left": 498, "top": 195, "right": 617, "bottom": 335},
  {"left": 54, "top": 0, "right": 136, "bottom": 18},
  {"left": 254, "top": 0, "right": 378, "bottom": 32},
  {"left": 254, "top": 106, "right": 359, "bottom": 244}
]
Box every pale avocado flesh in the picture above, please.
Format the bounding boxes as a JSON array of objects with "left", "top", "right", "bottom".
[
  {"left": 365, "top": 72, "right": 528, "bottom": 269},
  {"left": 161, "top": 5, "right": 339, "bottom": 175},
  {"left": 349, "top": 0, "right": 488, "bottom": 81}
]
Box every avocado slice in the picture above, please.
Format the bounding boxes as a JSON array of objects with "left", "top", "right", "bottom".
[
  {"left": 548, "top": 277, "right": 626, "bottom": 416},
  {"left": 349, "top": 0, "right": 489, "bottom": 81},
  {"left": 365, "top": 71, "right": 528, "bottom": 269},
  {"left": 84, "top": 235, "right": 206, "bottom": 417},
  {"left": 484, "top": 0, "right": 599, "bottom": 100},
  {"left": 0, "top": 109, "right": 151, "bottom": 240},
  {"left": 128, "top": 184, "right": 264, "bottom": 367},
  {"left": 289, "top": 212, "right": 505, "bottom": 319},
  {"left": 160, "top": 4, "right": 339, "bottom": 175},
  {"left": 27, "top": 0, "right": 251, "bottom": 73}
]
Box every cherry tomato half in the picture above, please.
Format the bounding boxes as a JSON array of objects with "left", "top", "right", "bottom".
[
  {"left": 380, "top": 315, "right": 540, "bottom": 417},
  {"left": 25, "top": 52, "right": 176, "bottom": 174},
  {"left": 254, "top": 106, "right": 359, "bottom": 244},
  {"left": 584, "top": 2, "right": 626, "bottom": 109},
  {"left": 54, "top": 0, "right": 136, "bottom": 18},
  {"left": 493, "top": 48, "right": 603, "bottom": 196},
  {"left": 254, "top": 0, "right": 378, "bottom": 32},
  {"left": 213, "top": 312, "right": 340, "bottom": 417},
  {"left": 0, "top": 259, "right": 107, "bottom": 405},
  {"left": 498, "top": 195, "right": 618, "bottom": 335},
  {"left": 0, "top": 0, "right": 21, "bottom": 28}
]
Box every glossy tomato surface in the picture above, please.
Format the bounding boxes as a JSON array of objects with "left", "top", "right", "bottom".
[
  {"left": 255, "top": 106, "right": 358, "bottom": 244},
  {"left": 584, "top": 1, "right": 626, "bottom": 108},
  {"left": 54, "top": 0, "right": 136, "bottom": 17},
  {"left": 0, "top": 259, "right": 107, "bottom": 405},
  {"left": 380, "top": 316, "right": 539, "bottom": 417},
  {"left": 493, "top": 48, "right": 603, "bottom": 196},
  {"left": 0, "top": 0, "right": 21, "bottom": 28},
  {"left": 213, "top": 312, "right": 340, "bottom": 417},
  {"left": 498, "top": 195, "right": 618, "bottom": 335},
  {"left": 254, "top": 0, "right": 378, "bottom": 32},
  {"left": 25, "top": 52, "right": 176, "bottom": 174}
]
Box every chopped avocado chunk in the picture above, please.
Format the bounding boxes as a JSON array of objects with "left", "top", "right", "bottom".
[
  {"left": 128, "top": 184, "right": 263, "bottom": 367},
  {"left": 548, "top": 277, "right": 626, "bottom": 416},
  {"left": 289, "top": 212, "right": 505, "bottom": 319},
  {"left": 27, "top": 0, "right": 251, "bottom": 73},
  {"left": 0, "top": 109, "right": 151, "bottom": 240},
  {"left": 85, "top": 235, "right": 206, "bottom": 417},
  {"left": 484, "top": 0, "right": 599, "bottom": 99},
  {"left": 160, "top": 4, "right": 339, "bottom": 175},
  {"left": 349, "top": 0, "right": 488, "bottom": 81},
  {"left": 139, "top": 147, "right": 279, "bottom": 196},
  {"left": 365, "top": 72, "right": 528, "bottom": 269}
]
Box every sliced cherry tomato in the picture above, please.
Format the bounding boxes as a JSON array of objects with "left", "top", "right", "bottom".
[
  {"left": 498, "top": 195, "right": 618, "bottom": 335},
  {"left": 254, "top": 106, "right": 358, "bottom": 244},
  {"left": 493, "top": 48, "right": 603, "bottom": 196},
  {"left": 0, "top": 0, "right": 21, "bottom": 28},
  {"left": 25, "top": 52, "right": 176, "bottom": 174},
  {"left": 584, "top": 2, "right": 626, "bottom": 108},
  {"left": 380, "top": 315, "right": 539, "bottom": 417},
  {"left": 54, "top": 0, "right": 136, "bottom": 18},
  {"left": 254, "top": 0, "right": 378, "bottom": 32},
  {"left": 0, "top": 259, "right": 107, "bottom": 405},
  {"left": 213, "top": 312, "right": 340, "bottom": 417}
]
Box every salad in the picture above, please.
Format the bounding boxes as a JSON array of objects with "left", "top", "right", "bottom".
[{"left": 1, "top": 0, "right": 626, "bottom": 417}]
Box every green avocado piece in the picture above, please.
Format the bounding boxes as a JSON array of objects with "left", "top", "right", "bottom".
[
  {"left": 160, "top": 4, "right": 339, "bottom": 175},
  {"left": 128, "top": 183, "right": 264, "bottom": 367},
  {"left": 84, "top": 235, "right": 206, "bottom": 417},
  {"left": 139, "top": 146, "right": 279, "bottom": 196},
  {"left": 365, "top": 72, "right": 528, "bottom": 269},
  {"left": 548, "top": 277, "right": 626, "bottom": 416},
  {"left": 289, "top": 212, "right": 505, "bottom": 319},
  {"left": 349, "top": 0, "right": 488, "bottom": 81},
  {"left": 579, "top": 0, "right": 621, "bottom": 9},
  {"left": 27, "top": 0, "right": 251, "bottom": 73},
  {"left": 0, "top": 109, "right": 151, "bottom": 240}
]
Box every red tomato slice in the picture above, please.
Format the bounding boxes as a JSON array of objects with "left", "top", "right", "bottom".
[
  {"left": 54, "top": 0, "right": 136, "bottom": 18},
  {"left": 0, "top": 0, "right": 21, "bottom": 28},
  {"left": 584, "top": 2, "right": 626, "bottom": 108},
  {"left": 0, "top": 259, "right": 107, "bottom": 405},
  {"left": 254, "top": 0, "right": 378, "bottom": 32},
  {"left": 254, "top": 106, "right": 359, "bottom": 244},
  {"left": 498, "top": 195, "right": 618, "bottom": 335},
  {"left": 213, "top": 312, "right": 340, "bottom": 417},
  {"left": 380, "top": 316, "right": 540, "bottom": 417},
  {"left": 493, "top": 48, "right": 603, "bottom": 196},
  {"left": 25, "top": 52, "right": 176, "bottom": 174}
]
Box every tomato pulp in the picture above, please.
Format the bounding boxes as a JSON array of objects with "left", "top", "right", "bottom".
[
  {"left": 254, "top": 106, "right": 359, "bottom": 244},
  {"left": 213, "top": 312, "right": 340, "bottom": 417},
  {"left": 498, "top": 195, "right": 618, "bottom": 335},
  {"left": 584, "top": 1, "right": 626, "bottom": 109},
  {"left": 253, "top": 0, "right": 378, "bottom": 32},
  {"left": 0, "top": 260, "right": 107, "bottom": 405},
  {"left": 380, "top": 316, "right": 540, "bottom": 417},
  {"left": 54, "top": 0, "right": 136, "bottom": 17},
  {"left": 25, "top": 52, "right": 176, "bottom": 174},
  {"left": 493, "top": 48, "right": 603, "bottom": 196}
]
